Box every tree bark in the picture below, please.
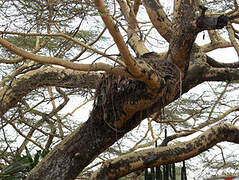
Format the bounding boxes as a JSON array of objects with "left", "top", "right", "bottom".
[
  {"left": 91, "top": 123, "right": 239, "bottom": 179},
  {"left": 0, "top": 68, "right": 99, "bottom": 116},
  {"left": 25, "top": 50, "right": 239, "bottom": 179},
  {"left": 0, "top": 1, "right": 237, "bottom": 180}
]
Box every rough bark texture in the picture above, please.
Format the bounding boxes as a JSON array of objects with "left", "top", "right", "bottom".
[
  {"left": 25, "top": 50, "right": 239, "bottom": 179},
  {"left": 91, "top": 123, "right": 239, "bottom": 179},
  {"left": 0, "top": 68, "right": 99, "bottom": 116},
  {"left": 26, "top": 56, "right": 181, "bottom": 180},
  {"left": 0, "top": 1, "right": 238, "bottom": 180}
]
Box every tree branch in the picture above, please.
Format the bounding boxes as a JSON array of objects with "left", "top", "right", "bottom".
[
  {"left": 0, "top": 68, "right": 100, "bottom": 116},
  {"left": 0, "top": 37, "right": 132, "bottom": 77},
  {"left": 169, "top": 0, "right": 198, "bottom": 76},
  {"left": 143, "top": 0, "right": 172, "bottom": 42},
  {"left": 90, "top": 123, "right": 239, "bottom": 179},
  {"left": 0, "top": 31, "right": 122, "bottom": 65},
  {"left": 202, "top": 67, "right": 239, "bottom": 82},
  {"left": 227, "top": 23, "right": 239, "bottom": 55},
  {"left": 0, "top": 39, "right": 49, "bottom": 64},
  {"left": 94, "top": 0, "right": 140, "bottom": 75},
  {"left": 206, "top": 56, "right": 239, "bottom": 68},
  {"left": 95, "top": 0, "right": 166, "bottom": 89},
  {"left": 201, "top": 30, "right": 232, "bottom": 53},
  {"left": 117, "top": 0, "right": 149, "bottom": 56}
]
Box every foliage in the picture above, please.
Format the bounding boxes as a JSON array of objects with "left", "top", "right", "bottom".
[{"left": 0, "top": 148, "right": 49, "bottom": 180}]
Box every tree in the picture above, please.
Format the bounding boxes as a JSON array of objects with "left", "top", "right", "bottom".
[{"left": 0, "top": 0, "right": 239, "bottom": 179}]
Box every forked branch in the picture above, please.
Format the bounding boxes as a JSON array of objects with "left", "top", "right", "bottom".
[{"left": 95, "top": 0, "right": 166, "bottom": 89}]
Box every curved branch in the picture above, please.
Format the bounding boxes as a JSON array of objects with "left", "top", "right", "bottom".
[
  {"left": 201, "top": 41, "right": 232, "bottom": 53},
  {"left": 206, "top": 55, "right": 239, "bottom": 68},
  {"left": 0, "top": 37, "right": 132, "bottom": 77},
  {"left": 0, "top": 39, "right": 49, "bottom": 64},
  {"left": 0, "top": 67, "right": 100, "bottom": 115},
  {"left": 90, "top": 123, "right": 239, "bottom": 179},
  {"left": 0, "top": 31, "right": 122, "bottom": 65}
]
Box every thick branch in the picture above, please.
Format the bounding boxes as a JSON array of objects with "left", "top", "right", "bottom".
[
  {"left": 90, "top": 123, "right": 239, "bottom": 179},
  {"left": 202, "top": 67, "right": 239, "bottom": 82},
  {"left": 0, "top": 68, "right": 100, "bottom": 116},
  {"left": 206, "top": 56, "right": 239, "bottom": 68},
  {"left": 143, "top": 0, "right": 172, "bottom": 42},
  {"left": 24, "top": 48, "right": 239, "bottom": 180},
  {"left": 169, "top": 0, "right": 198, "bottom": 75}
]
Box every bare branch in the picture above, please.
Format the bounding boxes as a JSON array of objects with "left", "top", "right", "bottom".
[
  {"left": 202, "top": 67, "right": 239, "bottom": 82},
  {"left": 94, "top": 0, "right": 166, "bottom": 89},
  {"left": 0, "top": 31, "right": 125, "bottom": 66},
  {"left": 94, "top": 0, "right": 140, "bottom": 74},
  {"left": 90, "top": 123, "right": 239, "bottom": 179},
  {"left": 201, "top": 30, "right": 232, "bottom": 53},
  {"left": 206, "top": 56, "right": 239, "bottom": 68},
  {"left": 169, "top": 0, "right": 198, "bottom": 75},
  {"left": 117, "top": 0, "right": 149, "bottom": 56},
  {"left": 0, "top": 39, "right": 49, "bottom": 64},
  {"left": 0, "top": 37, "right": 132, "bottom": 77},
  {"left": 0, "top": 68, "right": 100, "bottom": 115}
]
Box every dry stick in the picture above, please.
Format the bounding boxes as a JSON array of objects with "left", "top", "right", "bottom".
[
  {"left": 71, "top": 27, "right": 107, "bottom": 62},
  {"left": 160, "top": 104, "right": 239, "bottom": 146},
  {"left": 129, "top": 127, "right": 150, "bottom": 152},
  {"left": 47, "top": 87, "right": 64, "bottom": 138},
  {"left": 8, "top": 120, "right": 44, "bottom": 150},
  {"left": 63, "top": 97, "right": 94, "bottom": 118},
  {"left": 18, "top": 118, "right": 60, "bottom": 138},
  {"left": 194, "top": 104, "right": 239, "bottom": 131},
  {"left": 17, "top": 119, "right": 46, "bottom": 154},
  {"left": 216, "top": 145, "right": 226, "bottom": 165},
  {"left": 207, "top": 81, "right": 229, "bottom": 121}
]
